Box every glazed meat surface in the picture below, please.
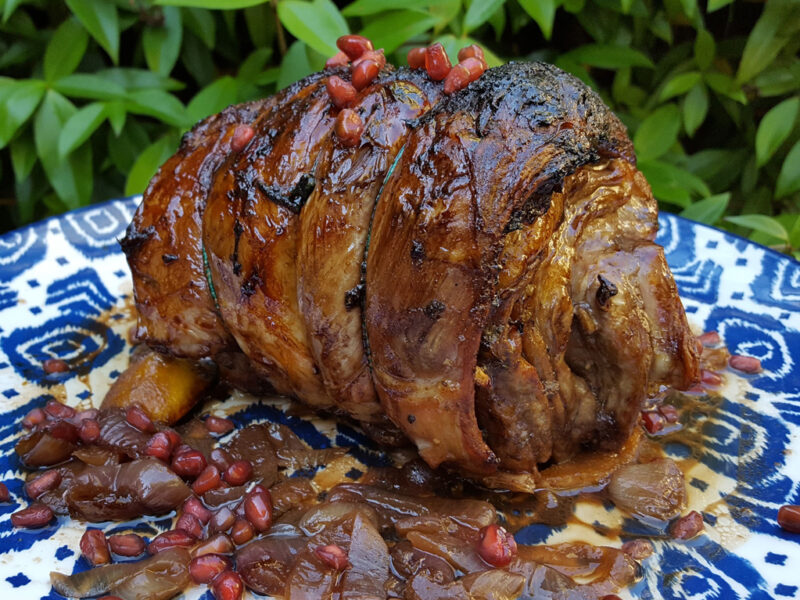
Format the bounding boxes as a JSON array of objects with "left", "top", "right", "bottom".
[{"left": 122, "top": 60, "right": 699, "bottom": 487}]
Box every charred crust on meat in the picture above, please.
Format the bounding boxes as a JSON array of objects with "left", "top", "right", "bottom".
[
  {"left": 344, "top": 284, "right": 364, "bottom": 310},
  {"left": 596, "top": 275, "right": 618, "bottom": 310},
  {"left": 119, "top": 225, "right": 155, "bottom": 258},
  {"left": 257, "top": 172, "right": 316, "bottom": 214},
  {"left": 241, "top": 269, "right": 262, "bottom": 297},
  {"left": 424, "top": 300, "right": 446, "bottom": 321},
  {"left": 161, "top": 253, "right": 178, "bottom": 265},
  {"left": 410, "top": 240, "right": 426, "bottom": 265},
  {"left": 231, "top": 219, "right": 244, "bottom": 276},
  {"left": 506, "top": 189, "right": 553, "bottom": 233}
]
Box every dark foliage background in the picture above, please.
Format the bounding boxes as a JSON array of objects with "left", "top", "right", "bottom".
[{"left": 0, "top": 0, "right": 798, "bottom": 257}]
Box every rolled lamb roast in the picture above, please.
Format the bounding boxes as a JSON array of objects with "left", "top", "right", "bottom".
[{"left": 122, "top": 40, "right": 699, "bottom": 489}]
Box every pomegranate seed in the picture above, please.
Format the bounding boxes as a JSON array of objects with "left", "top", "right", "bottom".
[
  {"left": 75, "top": 408, "right": 99, "bottom": 422},
  {"left": 163, "top": 429, "right": 182, "bottom": 449},
  {"left": 687, "top": 383, "right": 705, "bottom": 394},
  {"left": 224, "top": 460, "right": 253, "bottom": 486},
  {"left": 108, "top": 533, "right": 146, "bottom": 557},
  {"left": 80, "top": 529, "right": 110, "bottom": 566},
  {"left": 315, "top": 544, "right": 349, "bottom": 570},
  {"left": 231, "top": 518, "right": 254, "bottom": 545},
  {"left": 335, "top": 109, "right": 364, "bottom": 148},
  {"left": 147, "top": 529, "right": 196, "bottom": 554},
  {"left": 0, "top": 483, "right": 10, "bottom": 502},
  {"left": 778, "top": 505, "right": 800, "bottom": 533},
  {"left": 22, "top": 407, "right": 46, "bottom": 429},
  {"left": 43, "top": 358, "right": 69, "bottom": 374},
  {"left": 173, "top": 443, "right": 194, "bottom": 458},
  {"left": 230, "top": 124, "right": 254, "bottom": 153},
  {"left": 190, "top": 554, "right": 231, "bottom": 584},
  {"left": 444, "top": 58, "right": 483, "bottom": 95},
  {"left": 326, "top": 50, "right": 349, "bottom": 68},
  {"left": 641, "top": 410, "right": 665, "bottom": 434},
  {"left": 211, "top": 570, "right": 244, "bottom": 600},
  {"left": 701, "top": 369, "right": 723, "bottom": 386},
  {"left": 729, "top": 354, "right": 762, "bottom": 374},
  {"left": 45, "top": 399, "right": 76, "bottom": 420},
  {"left": 176, "top": 512, "right": 204, "bottom": 539},
  {"left": 99, "top": 596, "right": 124, "bottom": 600},
  {"left": 184, "top": 496, "right": 213, "bottom": 524},
  {"left": 352, "top": 58, "right": 380, "bottom": 91},
  {"left": 126, "top": 405, "right": 155, "bottom": 433},
  {"left": 205, "top": 416, "right": 235, "bottom": 435},
  {"left": 327, "top": 75, "right": 357, "bottom": 109},
  {"left": 45, "top": 419, "right": 79, "bottom": 442},
  {"left": 477, "top": 524, "right": 517, "bottom": 567},
  {"left": 244, "top": 485, "right": 273, "bottom": 533},
  {"left": 425, "top": 43, "right": 451, "bottom": 81},
  {"left": 146, "top": 432, "right": 174, "bottom": 462},
  {"left": 210, "top": 507, "right": 236, "bottom": 534},
  {"left": 352, "top": 48, "right": 386, "bottom": 69},
  {"left": 457, "top": 44, "right": 485, "bottom": 64},
  {"left": 10, "top": 503, "right": 54, "bottom": 528},
  {"left": 658, "top": 404, "right": 680, "bottom": 423},
  {"left": 337, "top": 34, "right": 374, "bottom": 61},
  {"left": 407, "top": 47, "right": 426, "bottom": 69},
  {"left": 78, "top": 418, "right": 101, "bottom": 444},
  {"left": 210, "top": 448, "right": 234, "bottom": 472},
  {"left": 697, "top": 331, "right": 721, "bottom": 346},
  {"left": 670, "top": 511, "right": 704, "bottom": 540},
  {"left": 25, "top": 469, "right": 61, "bottom": 499},
  {"left": 193, "top": 466, "right": 222, "bottom": 495},
  {"left": 172, "top": 449, "right": 207, "bottom": 479},
  {"left": 621, "top": 538, "right": 654, "bottom": 560},
  {"left": 194, "top": 533, "right": 234, "bottom": 557}
]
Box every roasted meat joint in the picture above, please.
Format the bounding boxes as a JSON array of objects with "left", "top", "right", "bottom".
[
  {"left": 122, "top": 38, "right": 699, "bottom": 488},
  {"left": 7, "top": 36, "right": 714, "bottom": 600}
]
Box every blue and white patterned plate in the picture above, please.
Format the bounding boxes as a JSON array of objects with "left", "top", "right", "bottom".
[{"left": 0, "top": 197, "right": 798, "bottom": 599}]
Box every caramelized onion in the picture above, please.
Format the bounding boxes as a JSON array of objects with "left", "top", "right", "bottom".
[
  {"left": 461, "top": 569, "right": 525, "bottom": 600},
  {"left": 15, "top": 430, "right": 76, "bottom": 467},
  {"left": 227, "top": 424, "right": 279, "bottom": 487},
  {"left": 607, "top": 458, "right": 686, "bottom": 521},
  {"left": 299, "top": 502, "right": 379, "bottom": 536}
]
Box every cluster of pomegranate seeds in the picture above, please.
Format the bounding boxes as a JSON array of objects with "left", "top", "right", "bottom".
[
  {"left": 190, "top": 554, "right": 232, "bottom": 583},
  {"left": 126, "top": 404, "right": 156, "bottom": 433},
  {"left": 80, "top": 529, "right": 111, "bottom": 566},
  {"left": 477, "top": 523, "right": 518, "bottom": 567},
  {"left": 45, "top": 398, "right": 76, "bottom": 420},
  {"left": 408, "top": 42, "right": 487, "bottom": 94},
  {"left": 315, "top": 544, "right": 349, "bottom": 569},
  {"left": 778, "top": 505, "right": 800, "bottom": 533},
  {"left": 670, "top": 510, "right": 704, "bottom": 540}
]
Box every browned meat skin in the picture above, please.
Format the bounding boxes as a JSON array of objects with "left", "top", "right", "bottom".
[
  {"left": 203, "top": 69, "right": 341, "bottom": 405},
  {"left": 365, "top": 62, "right": 636, "bottom": 476},
  {"left": 121, "top": 99, "right": 272, "bottom": 358},
  {"left": 297, "top": 69, "right": 442, "bottom": 427}
]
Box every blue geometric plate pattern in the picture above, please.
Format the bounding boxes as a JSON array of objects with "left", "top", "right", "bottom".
[{"left": 0, "top": 198, "right": 798, "bottom": 599}]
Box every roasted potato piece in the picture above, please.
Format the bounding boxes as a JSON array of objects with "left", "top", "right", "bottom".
[{"left": 101, "top": 348, "right": 216, "bottom": 424}]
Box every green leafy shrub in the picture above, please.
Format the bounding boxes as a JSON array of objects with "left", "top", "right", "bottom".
[{"left": 0, "top": 0, "right": 798, "bottom": 257}]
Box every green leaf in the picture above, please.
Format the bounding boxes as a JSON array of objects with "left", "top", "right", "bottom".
[
  {"left": 682, "top": 82, "right": 708, "bottom": 136},
  {"left": 707, "top": 0, "right": 734, "bottom": 11},
  {"left": 639, "top": 159, "right": 710, "bottom": 207},
  {"left": 34, "top": 90, "right": 93, "bottom": 209},
  {"left": 704, "top": 71, "right": 747, "bottom": 104},
  {"left": 106, "top": 100, "right": 126, "bottom": 135},
  {"left": 125, "top": 134, "right": 178, "bottom": 196},
  {"left": 680, "top": 193, "right": 730, "bottom": 225},
  {"left": 620, "top": 0, "right": 634, "bottom": 14},
  {"left": 776, "top": 139, "right": 800, "bottom": 198},
  {"left": 693, "top": 28, "right": 715, "bottom": 71},
  {"left": 2, "top": 0, "right": 26, "bottom": 22},
  {"left": 562, "top": 43, "right": 654, "bottom": 69},
  {"left": 53, "top": 73, "right": 126, "bottom": 100},
  {"left": 66, "top": 0, "right": 120, "bottom": 64},
  {"left": 44, "top": 18, "right": 89, "bottom": 82},
  {"left": 126, "top": 89, "right": 189, "bottom": 128},
  {"left": 360, "top": 10, "right": 438, "bottom": 54},
  {"left": 278, "top": 40, "right": 314, "bottom": 90},
  {"left": 633, "top": 103, "right": 681, "bottom": 161},
  {"left": 143, "top": 6, "right": 183, "bottom": 76},
  {"left": 58, "top": 102, "right": 106, "bottom": 158},
  {"left": 343, "top": 0, "right": 435, "bottom": 16},
  {"left": 0, "top": 80, "right": 45, "bottom": 149},
  {"left": 10, "top": 134, "right": 36, "bottom": 181},
  {"left": 238, "top": 47, "right": 274, "bottom": 81},
  {"left": 737, "top": 0, "right": 800, "bottom": 84},
  {"left": 725, "top": 214, "right": 789, "bottom": 243},
  {"left": 277, "top": 0, "right": 348, "bottom": 57},
  {"left": 187, "top": 76, "right": 239, "bottom": 123},
  {"left": 463, "top": 0, "right": 505, "bottom": 33},
  {"left": 518, "top": 0, "right": 558, "bottom": 40},
  {"left": 97, "top": 68, "right": 184, "bottom": 92},
  {"left": 659, "top": 71, "right": 702, "bottom": 101},
  {"left": 754, "top": 62, "right": 800, "bottom": 97},
  {"left": 183, "top": 7, "right": 215, "bottom": 47},
  {"left": 755, "top": 97, "right": 799, "bottom": 167},
  {"left": 154, "top": 0, "right": 268, "bottom": 6}
]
